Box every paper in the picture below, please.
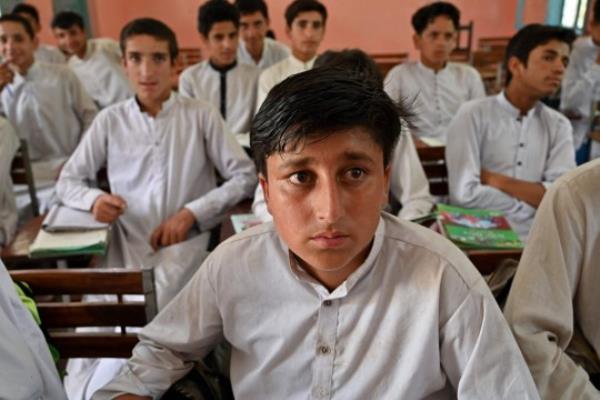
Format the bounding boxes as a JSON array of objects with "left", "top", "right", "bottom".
[
  {"left": 43, "top": 205, "right": 109, "bottom": 232},
  {"left": 420, "top": 137, "right": 444, "bottom": 147},
  {"left": 230, "top": 214, "right": 262, "bottom": 234},
  {"left": 29, "top": 229, "right": 109, "bottom": 258}
]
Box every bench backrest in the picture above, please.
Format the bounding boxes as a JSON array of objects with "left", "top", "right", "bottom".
[
  {"left": 416, "top": 146, "right": 448, "bottom": 196},
  {"left": 11, "top": 139, "right": 39, "bottom": 217}
]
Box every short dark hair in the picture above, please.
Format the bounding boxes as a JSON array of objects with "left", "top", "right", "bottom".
[
  {"left": 285, "top": 0, "right": 327, "bottom": 27},
  {"left": 593, "top": 0, "right": 600, "bottom": 24},
  {"left": 234, "top": 0, "right": 269, "bottom": 19},
  {"left": 51, "top": 11, "right": 84, "bottom": 30},
  {"left": 197, "top": 0, "right": 240, "bottom": 37},
  {"left": 411, "top": 1, "right": 460, "bottom": 34},
  {"left": 120, "top": 18, "right": 179, "bottom": 61},
  {"left": 504, "top": 24, "right": 576, "bottom": 85},
  {"left": 315, "top": 49, "right": 383, "bottom": 90},
  {"left": 12, "top": 3, "right": 40, "bottom": 25},
  {"left": 251, "top": 69, "right": 403, "bottom": 176},
  {"left": 0, "top": 14, "right": 35, "bottom": 39}
]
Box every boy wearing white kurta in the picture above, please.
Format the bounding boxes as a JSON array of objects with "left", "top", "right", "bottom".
[
  {"left": 446, "top": 24, "right": 576, "bottom": 241},
  {"left": 52, "top": 11, "right": 133, "bottom": 108},
  {"left": 384, "top": 2, "right": 485, "bottom": 144},
  {"left": 179, "top": 0, "right": 259, "bottom": 135},
  {"left": 504, "top": 159, "right": 600, "bottom": 399},
  {"left": 0, "top": 118, "right": 19, "bottom": 247},
  {"left": 256, "top": 0, "right": 327, "bottom": 109},
  {"left": 12, "top": 3, "right": 66, "bottom": 64},
  {"left": 234, "top": 0, "right": 289, "bottom": 70},
  {"left": 94, "top": 68, "right": 538, "bottom": 400}
]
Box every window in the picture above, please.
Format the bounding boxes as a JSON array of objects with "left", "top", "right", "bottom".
[{"left": 561, "top": 0, "right": 590, "bottom": 31}]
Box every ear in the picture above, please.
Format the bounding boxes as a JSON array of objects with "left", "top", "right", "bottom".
[
  {"left": 381, "top": 164, "right": 391, "bottom": 206},
  {"left": 258, "top": 172, "right": 272, "bottom": 214},
  {"left": 507, "top": 55, "right": 524, "bottom": 80},
  {"left": 412, "top": 33, "right": 421, "bottom": 51},
  {"left": 285, "top": 25, "right": 292, "bottom": 40}
]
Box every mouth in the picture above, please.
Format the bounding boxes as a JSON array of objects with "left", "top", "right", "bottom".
[
  {"left": 138, "top": 82, "right": 158, "bottom": 90},
  {"left": 310, "top": 232, "right": 350, "bottom": 248}
]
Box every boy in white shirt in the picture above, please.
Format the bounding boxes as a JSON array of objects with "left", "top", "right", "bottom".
[
  {"left": 505, "top": 159, "right": 600, "bottom": 399},
  {"left": 0, "top": 117, "right": 19, "bottom": 247},
  {"left": 12, "top": 3, "right": 66, "bottom": 64},
  {"left": 446, "top": 24, "right": 576, "bottom": 241},
  {"left": 52, "top": 11, "right": 133, "bottom": 108},
  {"left": 57, "top": 18, "right": 256, "bottom": 399},
  {"left": 234, "top": 0, "right": 289, "bottom": 69},
  {"left": 256, "top": 0, "right": 327, "bottom": 108},
  {"left": 384, "top": 1, "right": 485, "bottom": 143},
  {"left": 94, "top": 68, "right": 538, "bottom": 400},
  {"left": 179, "top": 0, "right": 259, "bottom": 135}
]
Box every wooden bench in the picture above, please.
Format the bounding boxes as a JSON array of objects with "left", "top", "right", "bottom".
[
  {"left": 11, "top": 139, "right": 39, "bottom": 217},
  {"left": 416, "top": 145, "right": 448, "bottom": 197},
  {"left": 9, "top": 268, "right": 157, "bottom": 358}
]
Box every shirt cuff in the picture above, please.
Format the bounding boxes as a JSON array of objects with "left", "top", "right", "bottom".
[{"left": 80, "top": 188, "right": 108, "bottom": 211}]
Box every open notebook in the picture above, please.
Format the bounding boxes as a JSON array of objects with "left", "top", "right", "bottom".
[{"left": 30, "top": 205, "right": 110, "bottom": 258}]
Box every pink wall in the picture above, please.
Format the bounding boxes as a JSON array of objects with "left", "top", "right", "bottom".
[{"left": 46, "top": 0, "right": 548, "bottom": 59}]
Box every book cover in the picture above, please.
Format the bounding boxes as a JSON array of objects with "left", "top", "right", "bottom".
[
  {"left": 29, "top": 229, "right": 109, "bottom": 258},
  {"left": 436, "top": 204, "right": 523, "bottom": 250}
]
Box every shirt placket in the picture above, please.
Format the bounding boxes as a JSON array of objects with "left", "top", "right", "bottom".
[
  {"left": 514, "top": 117, "right": 527, "bottom": 178},
  {"left": 150, "top": 117, "right": 167, "bottom": 197},
  {"left": 311, "top": 297, "right": 340, "bottom": 399},
  {"left": 434, "top": 74, "right": 441, "bottom": 126}
]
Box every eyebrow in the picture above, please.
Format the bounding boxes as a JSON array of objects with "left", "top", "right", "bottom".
[
  {"left": 276, "top": 151, "right": 377, "bottom": 171},
  {"left": 542, "top": 49, "right": 560, "bottom": 56}
]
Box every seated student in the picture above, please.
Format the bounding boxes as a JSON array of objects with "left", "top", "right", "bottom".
[
  {"left": 0, "top": 260, "right": 67, "bottom": 399},
  {"left": 0, "top": 118, "right": 19, "bottom": 247},
  {"left": 384, "top": 1, "right": 485, "bottom": 144},
  {"left": 52, "top": 11, "right": 133, "bottom": 108},
  {"left": 256, "top": 0, "right": 326, "bottom": 108},
  {"left": 446, "top": 24, "right": 577, "bottom": 241},
  {"left": 253, "top": 49, "right": 434, "bottom": 222},
  {"left": 12, "top": 3, "right": 66, "bottom": 64},
  {"left": 504, "top": 159, "right": 600, "bottom": 398},
  {"left": 93, "top": 69, "right": 539, "bottom": 400},
  {"left": 56, "top": 18, "right": 256, "bottom": 400},
  {"left": 561, "top": 0, "right": 600, "bottom": 162},
  {"left": 234, "top": 0, "right": 290, "bottom": 70},
  {"left": 0, "top": 14, "right": 97, "bottom": 197},
  {"left": 179, "top": 0, "right": 259, "bottom": 135}
]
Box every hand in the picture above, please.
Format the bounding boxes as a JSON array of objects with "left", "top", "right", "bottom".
[
  {"left": 91, "top": 194, "right": 127, "bottom": 223},
  {"left": 150, "top": 208, "right": 196, "bottom": 251},
  {"left": 0, "top": 63, "right": 14, "bottom": 91}
]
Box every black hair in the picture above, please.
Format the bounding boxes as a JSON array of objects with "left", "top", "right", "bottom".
[
  {"left": 504, "top": 24, "right": 576, "bottom": 85},
  {"left": 0, "top": 14, "right": 35, "bottom": 39},
  {"left": 12, "top": 3, "right": 40, "bottom": 25},
  {"left": 411, "top": 1, "right": 460, "bottom": 34},
  {"left": 51, "top": 11, "right": 84, "bottom": 30},
  {"left": 315, "top": 49, "right": 383, "bottom": 90},
  {"left": 197, "top": 0, "right": 240, "bottom": 37},
  {"left": 593, "top": 0, "right": 600, "bottom": 24},
  {"left": 120, "top": 18, "right": 179, "bottom": 61},
  {"left": 251, "top": 68, "right": 404, "bottom": 176},
  {"left": 234, "top": 0, "right": 269, "bottom": 19},
  {"left": 285, "top": 0, "right": 327, "bottom": 27}
]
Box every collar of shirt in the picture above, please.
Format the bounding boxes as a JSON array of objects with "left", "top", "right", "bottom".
[
  {"left": 209, "top": 60, "right": 237, "bottom": 73},
  {"left": 131, "top": 91, "right": 178, "bottom": 120},
  {"left": 289, "top": 53, "right": 316, "bottom": 70},
  {"left": 416, "top": 60, "right": 448, "bottom": 77},
  {"left": 496, "top": 90, "right": 539, "bottom": 121},
  {"left": 287, "top": 216, "right": 386, "bottom": 300}
]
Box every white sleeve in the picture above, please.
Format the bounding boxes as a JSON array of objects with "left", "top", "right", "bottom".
[
  {"left": 55, "top": 114, "right": 108, "bottom": 211},
  {"left": 468, "top": 67, "right": 486, "bottom": 99},
  {"left": 251, "top": 183, "right": 272, "bottom": 222},
  {"left": 92, "top": 257, "right": 224, "bottom": 399},
  {"left": 67, "top": 69, "right": 99, "bottom": 133},
  {"left": 390, "top": 130, "right": 435, "bottom": 220},
  {"left": 383, "top": 66, "right": 404, "bottom": 103},
  {"left": 541, "top": 115, "right": 576, "bottom": 189},
  {"left": 560, "top": 48, "right": 600, "bottom": 119},
  {"left": 446, "top": 103, "right": 521, "bottom": 213},
  {"left": 184, "top": 108, "right": 257, "bottom": 230},
  {"left": 504, "top": 182, "right": 600, "bottom": 399},
  {"left": 0, "top": 119, "right": 20, "bottom": 244},
  {"left": 178, "top": 69, "right": 195, "bottom": 99},
  {"left": 256, "top": 69, "right": 272, "bottom": 114}
]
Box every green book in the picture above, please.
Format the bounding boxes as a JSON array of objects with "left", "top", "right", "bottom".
[
  {"left": 29, "top": 228, "right": 109, "bottom": 258},
  {"left": 436, "top": 204, "right": 523, "bottom": 250}
]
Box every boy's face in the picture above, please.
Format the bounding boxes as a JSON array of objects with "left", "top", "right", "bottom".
[
  {"left": 203, "top": 21, "right": 238, "bottom": 67},
  {"left": 52, "top": 25, "right": 86, "bottom": 56},
  {"left": 260, "top": 127, "right": 390, "bottom": 277},
  {"left": 413, "top": 15, "right": 457, "bottom": 68},
  {"left": 508, "top": 39, "right": 570, "bottom": 97},
  {"left": 0, "top": 21, "right": 36, "bottom": 70},
  {"left": 286, "top": 11, "right": 325, "bottom": 61},
  {"left": 239, "top": 11, "right": 269, "bottom": 52},
  {"left": 123, "top": 34, "right": 174, "bottom": 107}
]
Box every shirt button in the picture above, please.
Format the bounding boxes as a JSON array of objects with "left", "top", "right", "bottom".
[
  {"left": 517, "top": 161, "right": 522, "bottom": 166},
  {"left": 317, "top": 345, "right": 331, "bottom": 355},
  {"left": 323, "top": 300, "right": 332, "bottom": 307},
  {"left": 519, "top": 143, "right": 524, "bottom": 147}
]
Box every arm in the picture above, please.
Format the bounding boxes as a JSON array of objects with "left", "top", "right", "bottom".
[
  {"left": 67, "top": 69, "right": 99, "bottom": 133},
  {"left": 177, "top": 69, "right": 194, "bottom": 99},
  {"left": 255, "top": 70, "right": 271, "bottom": 114},
  {"left": 541, "top": 116, "right": 576, "bottom": 187},
  {"left": 390, "top": 129, "right": 435, "bottom": 220},
  {"left": 504, "top": 181, "right": 600, "bottom": 398},
  {"left": 92, "top": 257, "right": 224, "bottom": 399},
  {"left": 560, "top": 47, "right": 600, "bottom": 120},
  {"left": 480, "top": 169, "right": 545, "bottom": 208},
  {"left": 185, "top": 108, "right": 257, "bottom": 231},
  {"left": 446, "top": 104, "right": 521, "bottom": 213},
  {"left": 468, "top": 67, "right": 486, "bottom": 99},
  {"left": 0, "top": 119, "right": 20, "bottom": 245}
]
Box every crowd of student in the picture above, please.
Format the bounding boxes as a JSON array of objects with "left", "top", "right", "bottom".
[{"left": 0, "top": 0, "right": 600, "bottom": 399}]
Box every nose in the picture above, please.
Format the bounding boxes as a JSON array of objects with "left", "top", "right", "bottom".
[
  {"left": 139, "top": 58, "right": 153, "bottom": 77},
  {"left": 314, "top": 176, "right": 345, "bottom": 224}
]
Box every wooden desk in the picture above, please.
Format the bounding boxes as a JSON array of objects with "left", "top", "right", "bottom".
[
  {"left": 465, "top": 248, "right": 522, "bottom": 276},
  {"left": 1, "top": 215, "right": 93, "bottom": 269},
  {"left": 219, "top": 199, "right": 253, "bottom": 243}
]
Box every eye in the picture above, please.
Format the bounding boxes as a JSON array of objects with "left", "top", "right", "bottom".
[
  {"left": 344, "top": 168, "right": 366, "bottom": 181},
  {"left": 289, "top": 171, "right": 313, "bottom": 185},
  {"left": 153, "top": 53, "right": 167, "bottom": 63}
]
